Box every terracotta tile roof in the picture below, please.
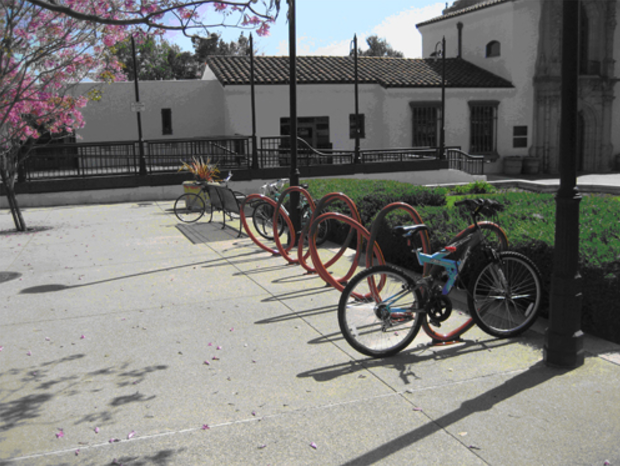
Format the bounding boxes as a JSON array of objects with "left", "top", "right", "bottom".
[
  {"left": 205, "top": 55, "right": 513, "bottom": 89},
  {"left": 416, "top": 0, "right": 512, "bottom": 28}
]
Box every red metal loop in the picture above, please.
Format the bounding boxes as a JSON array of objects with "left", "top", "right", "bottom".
[
  {"left": 308, "top": 212, "right": 385, "bottom": 293},
  {"left": 366, "top": 202, "right": 432, "bottom": 272},
  {"left": 240, "top": 194, "right": 294, "bottom": 255},
  {"left": 272, "top": 186, "right": 316, "bottom": 264},
  {"left": 298, "top": 192, "right": 362, "bottom": 274}
]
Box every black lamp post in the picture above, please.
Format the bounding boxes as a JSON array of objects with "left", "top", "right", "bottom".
[
  {"left": 544, "top": 0, "right": 584, "bottom": 368},
  {"left": 350, "top": 34, "right": 361, "bottom": 164},
  {"left": 431, "top": 37, "right": 446, "bottom": 160},
  {"left": 287, "top": 0, "right": 301, "bottom": 236},
  {"left": 131, "top": 36, "right": 147, "bottom": 176},
  {"left": 250, "top": 34, "right": 258, "bottom": 171}
]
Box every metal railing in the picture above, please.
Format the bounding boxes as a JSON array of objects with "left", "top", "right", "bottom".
[
  {"left": 446, "top": 148, "right": 485, "bottom": 175},
  {"left": 147, "top": 137, "right": 250, "bottom": 172},
  {"left": 16, "top": 137, "right": 483, "bottom": 181},
  {"left": 20, "top": 141, "right": 139, "bottom": 181},
  {"left": 259, "top": 136, "right": 351, "bottom": 168}
]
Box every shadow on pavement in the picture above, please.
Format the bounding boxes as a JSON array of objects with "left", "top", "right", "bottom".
[{"left": 338, "top": 360, "right": 565, "bottom": 466}]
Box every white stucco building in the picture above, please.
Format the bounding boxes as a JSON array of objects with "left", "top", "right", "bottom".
[
  {"left": 417, "top": 0, "right": 619, "bottom": 173},
  {"left": 75, "top": 0, "right": 619, "bottom": 175}
]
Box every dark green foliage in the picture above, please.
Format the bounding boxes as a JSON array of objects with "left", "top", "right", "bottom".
[{"left": 304, "top": 178, "right": 620, "bottom": 344}]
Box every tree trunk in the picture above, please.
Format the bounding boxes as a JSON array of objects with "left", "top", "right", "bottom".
[{"left": 0, "top": 167, "right": 26, "bottom": 232}]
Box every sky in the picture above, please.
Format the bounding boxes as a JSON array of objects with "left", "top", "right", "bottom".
[{"left": 166, "top": 1, "right": 446, "bottom": 59}]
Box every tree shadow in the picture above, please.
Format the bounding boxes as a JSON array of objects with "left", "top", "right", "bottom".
[{"left": 0, "top": 393, "right": 54, "bottom": 432}]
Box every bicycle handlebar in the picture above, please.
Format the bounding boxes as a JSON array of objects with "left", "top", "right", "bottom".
[{"left": 454, "top": 198, "right": 503, "bottom": 216}]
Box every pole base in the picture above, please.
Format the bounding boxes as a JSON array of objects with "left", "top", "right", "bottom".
[{"left": 544, "top": 329, "right": 585, "bottom": 369}]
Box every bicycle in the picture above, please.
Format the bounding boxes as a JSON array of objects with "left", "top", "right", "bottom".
[
  {"left": 337, "top": 198, "right": 542, "bottom": 358},
  {"left": 251, "top": 179, "right": 330, "bottom": 245},
  {"left": 173, "top": 171, "right": 233, "bottom": 223}
]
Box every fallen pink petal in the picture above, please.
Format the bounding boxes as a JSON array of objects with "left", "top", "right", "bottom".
[
  {"left": 310, "top": 442, "right": 317, "bottom": 449},
  {"left": 109, "top": 438, "right": 120, "bottom": 443},
  {"left": 80, "top": 335, "right": 85, "bottom": 339},
  {"left": 27, "top": 351, "right": 32, "bottom": 356},
  {"left": 212, "top": 356, "right": 219, "bottom": 360},
  {"left": 0, "top": 346, "right": 3, "bottom": 352},
  {"left": 94, "top": 427, "right": 100, "bottom": 433},
  {"left": 56, "top": 430, "right": 64, "bottom": 439},
  {"left": 413, "top": 407, "right": 423, "bottom": 411},
  {"left": 127, "top": 430, "right": 135, "bottom": 439},
  {"left": 203, "top": 360, "right": 210, "bottom": 365},
  {"left": 201, "top": 424, "right": 210, "bottom": 430},
  {"left": 216, "top": 346, "right": 222, "bottom": 350},
  {"left": 75, "top": 449, "right": 80, "bottom": 456}
]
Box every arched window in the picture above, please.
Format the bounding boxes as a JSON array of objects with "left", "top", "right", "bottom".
[{"left": 486, "top": 41, "right": 500, "bottom": 58}]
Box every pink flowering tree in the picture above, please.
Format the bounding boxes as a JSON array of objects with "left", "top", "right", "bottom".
[{"left": 1, "top": 0, "right": 279, "bottom": 231}]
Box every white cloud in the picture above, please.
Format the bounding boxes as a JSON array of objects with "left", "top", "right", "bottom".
[{"left": 371, "top": 3, "right": 445, "bottom": 58}]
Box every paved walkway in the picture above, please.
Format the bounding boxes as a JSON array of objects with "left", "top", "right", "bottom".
[{"left": 1, "top": 194, "right": 620, "bottom": 465}]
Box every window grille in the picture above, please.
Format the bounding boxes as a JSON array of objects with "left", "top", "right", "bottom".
[
  {"left": 469, "top": 102, "right": 498, "bottom": 154},
  {"left": 410, "top": 103, "right": 440, "bottom": 147}
]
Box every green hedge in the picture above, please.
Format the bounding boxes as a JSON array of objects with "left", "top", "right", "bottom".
[{"left": 304, "top": 179, "right": 620, "bottom": 344}]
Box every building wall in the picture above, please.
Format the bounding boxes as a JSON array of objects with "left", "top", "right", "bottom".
[
  {"left": 219, "top": 82, "right": 386, "bottom": 150},
  {"left": 74, "top": 80, "right": 224, "bottom": 142},
  {"left": 419, "top": 0, "right": 540, "bottom": 174}
]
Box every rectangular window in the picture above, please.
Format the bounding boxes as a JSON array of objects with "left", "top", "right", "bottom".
[
  {"left": 410, "top": 102, "right": 440, "bottom": 147},
  {"left": 469, "top": 102, "right": 498, "bottom": 154},
  {"left": 280, "top": 116, "right": 331, "bottom": 149},
  {"left": 513, "top": 126, "right": 528, "bottom": 148},
  {"left": 161, "top": 108, "right": 173, "bottom": 135},
  {"left": 349, "top": 114, "right": 366, "bottom": 139}
]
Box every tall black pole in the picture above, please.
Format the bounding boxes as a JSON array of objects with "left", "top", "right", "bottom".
[
  {"left": 250, "top": 34, "right": 259, "bottom": 170},
  {"left": 131, "top": 36, "right": 147, "bottom": 176},
  {"left": 440, "top": 36, "right": 446, "bottom": 160},
  {"left": 288, "top": 0, "right": 300, "bottom": 236},
  {"left": 353, "top": 34, "right": 360, "bottom": 164},
  {"left": 544, "top": 0, "right": 584, "bottom": 368}
]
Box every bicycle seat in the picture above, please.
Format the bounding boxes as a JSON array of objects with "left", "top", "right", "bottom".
[{"left": 392, "top": 224, "right": 430, "bottom": 237}]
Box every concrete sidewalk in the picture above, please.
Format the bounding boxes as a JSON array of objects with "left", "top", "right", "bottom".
[{"left": 1, "top": 201, "right": 619, "bottom": 465}]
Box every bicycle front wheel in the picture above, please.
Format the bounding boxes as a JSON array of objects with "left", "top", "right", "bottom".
[
  {"left": 338, "top": 265, "right": 423, "bottom": 358},
  {"left": 174, "top": 193, "right": 206, "bottom": 223},
  {"left": 468, "top": 251, "right": 542, "bottom": 338},
  {"left": 252, "top": 201, "right": 286, "bottom": 240}
]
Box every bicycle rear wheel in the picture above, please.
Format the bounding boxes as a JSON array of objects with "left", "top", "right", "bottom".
[
  {"left": 174, "top": 193, "right": 206, "bottom": 223},
  {"left": 468, "top": 251, "right": 542, "bottom": 338},
  {"left": 252, "top": 201, "right": 286, "bottom": 240},
  {"left": 338, "top": 265, "right": 423, "bottom": 358}
]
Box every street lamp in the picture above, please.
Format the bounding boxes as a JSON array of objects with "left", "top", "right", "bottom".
[
  {"left": 430, "top": 37, "right": 446, "bottom": 160},
  {"left": 350, "top": 34, "right": 361, "bottom": 164},
  {"left": 130, "top": 35, "right": 147, "bottom": 176}
]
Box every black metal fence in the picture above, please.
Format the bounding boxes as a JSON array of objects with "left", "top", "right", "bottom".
[{"left": 17, "top": 137, "right": 484, "bottom": 181}]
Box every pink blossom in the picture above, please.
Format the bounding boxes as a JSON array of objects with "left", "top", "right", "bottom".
[
  {"left": 94, "top": 427, "right": 100, "bottom": 433},
  {"left": 56, "top": 430, "right": 64, "bottom": 438},
  {"left": 310, "top": 442, "right": 317, "bottom": 449},
  {"left": 127, "top": 430, "right": 135, "bottom": 439},
  {"left": 201, "top": 424, "right": 210, "bottom": 430}
]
